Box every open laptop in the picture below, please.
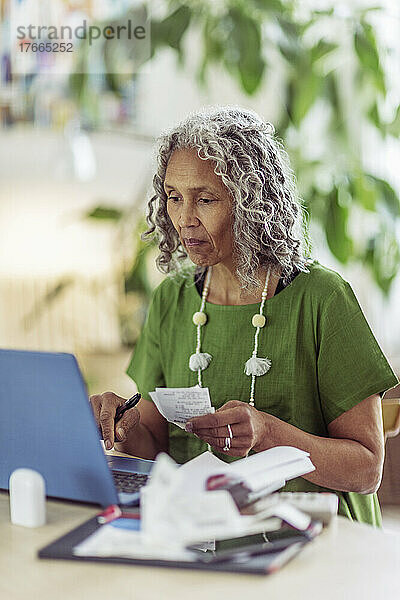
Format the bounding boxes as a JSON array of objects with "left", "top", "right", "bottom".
[{"left": 0, "top": 349, "right": 153, "bottom": 507}]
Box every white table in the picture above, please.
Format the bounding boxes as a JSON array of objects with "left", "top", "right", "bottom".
[{"left": 1, "top": 491, "right": 399, "bottom": 600}]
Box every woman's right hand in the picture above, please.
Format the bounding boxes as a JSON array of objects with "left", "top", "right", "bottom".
[{"left": 89, "top": 391, "right": 140, "bottom": 450}]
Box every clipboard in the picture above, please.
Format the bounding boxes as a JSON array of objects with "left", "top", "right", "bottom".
[{"left": 38, "top": 515, "right": 310, "bottom": 575}]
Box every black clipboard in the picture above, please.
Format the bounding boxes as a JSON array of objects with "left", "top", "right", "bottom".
[{"left": 38, "top": 516, "right": 310, "bottom": 575}]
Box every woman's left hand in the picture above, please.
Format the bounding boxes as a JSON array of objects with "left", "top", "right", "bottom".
[{"left": 185, "top": 400, "right": 269, "bottom": 457}]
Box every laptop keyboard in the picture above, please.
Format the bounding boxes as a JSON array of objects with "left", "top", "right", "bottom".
[{"left": 112, "top": 470, "right": 150, "bottom": 494}]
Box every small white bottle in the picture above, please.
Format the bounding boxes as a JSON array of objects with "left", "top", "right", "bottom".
[{"left": 9, "top": 468, "right": 46, "bottom": 527}]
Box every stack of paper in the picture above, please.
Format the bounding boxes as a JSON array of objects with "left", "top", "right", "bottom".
[
  {"left": 177, "top": 446, "right": 315, "bottom": 494},
  {"left": 73, "top": 448, "right": 316, "bottom": 558},
  {"left": 139, "top": 447, "right": 315, "bottom": 546},
  {"left": 149, "top": 386, "right": 214, "bottom": 428},
  {"left": 140, "top": 453, "right": 256, "bottom": 545}
]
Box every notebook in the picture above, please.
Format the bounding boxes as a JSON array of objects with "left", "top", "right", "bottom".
[
  {"left": 38, "top": 512, "right": 311, "bottom": 575},
  {"left": 0, "top": 349, "right": 153, "bottom": 506}
]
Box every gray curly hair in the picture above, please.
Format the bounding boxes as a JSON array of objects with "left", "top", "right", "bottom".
[{"left": 143, "top": 105, "right": 310, "bottom": 291}]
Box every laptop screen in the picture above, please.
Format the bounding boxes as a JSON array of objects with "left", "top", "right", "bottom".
[{"left": 0, "top": 349, "right": 120, "bottom": 506}]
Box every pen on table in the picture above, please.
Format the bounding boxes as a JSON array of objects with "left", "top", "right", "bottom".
[
  {"left": 97, "top": 504, "right": 122, "bottom": 524},
  {"left": 97, "top": 505, "right": 140, "bottom": 524}
]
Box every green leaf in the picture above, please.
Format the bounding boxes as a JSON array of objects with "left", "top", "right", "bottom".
[
  {"left": 324, "top": 187, "right": 353, "bottom": 264},
  {"left": 354, "top": 23, "right": 380, "bottom": 71},
  {"left": 125, "top": 247, "right": 152, "bottom": 296},
  {"left": 249, "top": 0, "right": 285, "bottom": 12},
  {"left": 364, "top": 228, "right": 400, "bottom": 295},
  {"left": 366, "top": 102, "right": 381, "bottom": 129},
  {"left": 366, "top": 101, "right": 388, "bottom": 136},
  {"left": 276, "top": 16, "right": 306, "bottom": 40},
  {"left": 198, "top": 15, "right": 225, "bottom": 84},
  {"left": 351, "top": 173, "right": 377, "bottom": 211},
  {"left": 324, "top": 72, "right": 346, "bottom": 137},
  {"left": 372, "top": 65, "right": 386, "bottom": 96},
  {"left": 276, "top": 15, "right": 305, "bottom": 64},
  {"left": 69, "top": 71, "right": 88, "bottom": 100},
  {"left": 151, "top": 5, "right": 192, "bottom": 54},
  {"left": 324, "top": 71, "right": 339, "bottom": 111},
  {"left": 360, "top": 6, "right": 383, "bottom": 17},
  {"left": 310, "top": 8, "right": 334, "bottom": 17},
  {"left": 291, "top": 69, "right": 321, "bottom": 125},
  {"left": 366, "top": 175, "right": 400, "bottom": 218},
  {"left": 86, "top": 206, "right": 124, "bottom": 221},
  {"left": 387, "top": 104, "right": 400, "bottom": 137},
  {"left": 226, "top": 8, "right": 266, "bottom": 95},
  {"left": 354, "top": 22, "right": 386, "bottom": 95},
  {"left": 203, "top": 18, "right": 224, "bottom": 62},
  {"left": 310, "top": 40, "right": 337, "bottom": 63},
  {"left": 104, "top": 71, "right": 122, "bottom": 97},
  {"left": 306, "top": 186, "right": 329, "bottom": 222},
  {"left": 278, "top": 42, "right": 299, "bottom": 64}
]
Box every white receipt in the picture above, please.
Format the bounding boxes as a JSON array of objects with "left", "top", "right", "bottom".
[{"left": 149, "top": 386, "right": 214, "bottom": 428}]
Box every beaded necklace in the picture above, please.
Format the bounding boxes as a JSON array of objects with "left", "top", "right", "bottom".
[{"left": 189, "top": 266, "right": 272, "bottom": 406}]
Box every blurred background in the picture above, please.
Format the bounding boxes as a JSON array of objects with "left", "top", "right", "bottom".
[
  {"left": 1, "top": 0, "right": 399, "bottom": 386},
  {"left": 1, "top": 0, "right": 400, "bottom": 513}
]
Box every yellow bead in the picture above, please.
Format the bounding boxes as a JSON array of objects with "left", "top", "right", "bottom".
[
  {"left": 193, "top": 311, "right": 207, "bottom": 326},
  {"left": 252, "top": 314, "right": 266, "bottom": 328}
]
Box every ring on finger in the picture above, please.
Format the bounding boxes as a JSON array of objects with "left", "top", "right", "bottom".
[
  {"left": 227, "top": 424, "right": 233, "bottom": 439},
  {"left": 223, "top": 436, "right": 231, "bottom": 452}
]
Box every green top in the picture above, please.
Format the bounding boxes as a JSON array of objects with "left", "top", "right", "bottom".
[{"left": 127, "top": 261, "right": 398, "bottom": 526}]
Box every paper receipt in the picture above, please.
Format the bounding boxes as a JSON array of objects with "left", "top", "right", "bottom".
[{"left": 149, "top": 386, "right": 214, "bottom": 428}]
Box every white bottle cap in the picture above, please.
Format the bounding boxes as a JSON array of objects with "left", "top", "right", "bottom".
[{"left": 9, "top": 468, "right": 46, "bottom": 528}]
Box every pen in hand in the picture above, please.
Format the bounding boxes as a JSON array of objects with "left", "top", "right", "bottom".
[
  {"left": 98, "top": 393, "right": 141, "bottom": 443},
  {"left": 114, "top": 393, "right": 141, "bottom": 425}
]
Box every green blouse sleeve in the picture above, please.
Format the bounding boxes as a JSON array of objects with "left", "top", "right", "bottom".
[
  {"left": 126, "top": 286, "right": 166, "bottom": 399},
  {"left": 317, "top": 280, "right": 399, "bottom": 424}
]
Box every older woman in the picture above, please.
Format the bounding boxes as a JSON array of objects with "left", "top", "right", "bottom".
[{"left": 90, "top": 106, "right": 398, "bottom": 526}]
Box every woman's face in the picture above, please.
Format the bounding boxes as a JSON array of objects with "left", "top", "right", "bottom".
[{"left": 164, "top": 148, "right": 234, "bottom": 268}]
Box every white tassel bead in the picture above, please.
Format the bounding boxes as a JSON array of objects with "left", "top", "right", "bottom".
[
  {"left": 244, "top": 356, "right": 271, "bottom": 376},
  {"left": 193, "top": 311, "right": 207, "bottom": 326},
  {"left": 252, "top": 314, "right": 266, "bottom": 328},
  {"left": 189, "top": 352, "right": 213, "bottom": 371}
]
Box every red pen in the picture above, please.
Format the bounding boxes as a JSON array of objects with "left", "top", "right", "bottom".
[
  {"left": 97, "top": 505, "right": 141, "bottom": 524},
  {"left": 97, "top": 504, "right": 122, "bottom": 524}
]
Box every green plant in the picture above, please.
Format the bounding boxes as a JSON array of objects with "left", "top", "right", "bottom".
[
  {"left": 149, "top": 0, "right": 400, "bottom": 294},
  {"left": 71, "top": 0, "right": 400, "bottom": 294}
]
